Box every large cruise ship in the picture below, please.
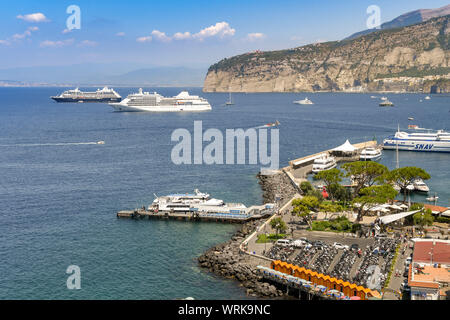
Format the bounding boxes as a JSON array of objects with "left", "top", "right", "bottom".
[
  {"left": 383, "top": 128, "right": 450, "bottom": 152},
  {"left": 51, "top": 87, "right": 121, "bottom": 103},
  {"left": 109, "top": 89, "right": 211, "bottom": 112}
]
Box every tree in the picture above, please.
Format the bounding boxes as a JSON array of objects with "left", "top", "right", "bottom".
[
  {"left": 352, "top": 184, "right": 398, "bottom": 221},
  {"left": 413, "top": 209, "right": 434, "bottom": 228},
  {"left": 327, "top": 183, "right": 352, "bottom": 204},
  {"left": 270, "top": 217, "right": 287, "bottom": 235},
  {"left": 342, "top": 161, "right": 388, "bottom": 195},
  {"left": 300, "top": 181, "right": 314, "bottom": 195},
  {"left": 292, "top": 196, "right": 320, "bottom": 228},
  {"left": 386, "top": 167, "right": 431, "bottom": 202},
  {"left": 313, "top": 168, "right": 343, "bottom": 191}
]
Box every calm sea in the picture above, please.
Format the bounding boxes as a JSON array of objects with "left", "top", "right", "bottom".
[{"left": 0, "top": 87, "right": 448, "bottom": 299}]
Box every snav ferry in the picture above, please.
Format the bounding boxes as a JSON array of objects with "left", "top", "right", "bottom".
[
  {"left": 109, "top": 89, "right": 211, "bottom": 112},
  {"left": 383, "top": 127, "right": 450, "bottom": 152},
  {"left": 51, "top": 87, "right": 121, "bottom": 102}
]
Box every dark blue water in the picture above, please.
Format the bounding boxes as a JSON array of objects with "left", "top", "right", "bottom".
[{"left": 0, "top": 87, "right": 448, "bottom": 299}]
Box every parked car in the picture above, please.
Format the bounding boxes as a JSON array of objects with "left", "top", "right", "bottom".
[
  {"left": 276, "top": 239, "right": 291, "bottom": 247},
  {"left": 333, "top": 242, "right": 349, "bottom": 250}
]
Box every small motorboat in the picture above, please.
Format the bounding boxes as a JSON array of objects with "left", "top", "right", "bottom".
[
  {"left": 294, "top": 97, "right": 313, "bottom": 105},
  {"left": 264, "top": 120, "right": 280, "bottom": 127},
  {"left": 408, "top": 117, "right": 414, "bottom": 121},
  {"left": 97, "top": 141, "right": 105, "bottom": 145},
  {"left": 426, "top": 193, "right": 439, "bottom": 202},
  {"left": 424, "top": 96, "right": 431, "bottom": 100}
]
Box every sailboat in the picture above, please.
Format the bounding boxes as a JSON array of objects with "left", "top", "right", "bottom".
[{"left": 225, "top": 92, "right": 234, "bottom": 105}]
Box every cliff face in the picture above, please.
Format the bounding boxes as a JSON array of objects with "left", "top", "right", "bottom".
[{"left": 204, "top": 15, "right": 450, "bottom": 93}]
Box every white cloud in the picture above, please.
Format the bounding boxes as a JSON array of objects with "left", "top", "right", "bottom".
[
  {"left": 12, "top": 26, "right": 39, "bottom": 40},
  {"left": 246, "top": 33, "right": 266, "bottom": 41},
  {"left": 136, "top": 36, "right": 152, "bottom": 43},
  {"left": 17, "top": 13, "right": 49, "bottom": 23},
  {"left": 173, "top": 32, "right": 191, "bottom": 40},
  {"left": 0, "top": 40, "right": 11, "bottom": 46},
  {"left": 193, "top": 22, "right": 235, "bottom": 40},
  {"left": 78, "top": 40, "right": 98, "bottom": 47},
  {"left": 151, "top": 30, "right": 171, "bottom": 42},
  {"left": 40, "top": 39, "right": 74, "bottom": 48},
  {"left": 137, "top": 21, "right": 236, "bottom": 44},
  {"left": 116, "top": 32, "right": 125, "bottom": 37}
]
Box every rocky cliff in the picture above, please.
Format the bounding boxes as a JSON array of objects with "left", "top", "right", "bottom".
[{"left": 203, "top": 15, "right": 450, "bottom": 93}]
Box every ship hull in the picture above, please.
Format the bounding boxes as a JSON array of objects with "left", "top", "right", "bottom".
[
  {"left": 383, "top": 139, "right": 450, "bottom": 152},
  {"left": 51, "top": 97, "right": 121, "bottom": 103},
  {"left": 109, "top": 103, "right": 212, "bottom": 112}
]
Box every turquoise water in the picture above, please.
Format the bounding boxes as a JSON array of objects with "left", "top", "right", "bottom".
[{"left": 0, "top": 88, "right": 448, "bottom": 299}]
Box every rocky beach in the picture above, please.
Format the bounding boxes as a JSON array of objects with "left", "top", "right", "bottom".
[{"left": 197, "top": 171, "right": 299, "bottom": 298}]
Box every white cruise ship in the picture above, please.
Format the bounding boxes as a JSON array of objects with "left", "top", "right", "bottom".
[
  {"left": 109, "top": 89, "right": 211, "bottom": 112},
  {"left": 51, "top": 87, "right": 121, "bottom": 102},
  {"left": 383, "top": 128, "right": 450, "bottom": 152},
  {"left": 312, "top": 154, "right": 337, "bottom": 173}
]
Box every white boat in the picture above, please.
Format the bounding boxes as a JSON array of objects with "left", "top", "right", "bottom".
[
  {"left": 359, "top": 147, "right": 382, "bottom": 161},
  {"left": 51, "top": 87, "right": 121, "bottom": 103},
  {"left": 379, "top": 99, "right": 394, "bottom": 107},
  {"left": 413, "top": 179, "right": 429, "bottom": 193},
  {"left": 97, "top": 141, "right": 105, "bottom": 145},
  {"left": 150, "top": 189, "right": 226, "bottom": 212},
  {"left": 312, "top": 155, "right": 337, "bottom": 173},
  {"left": 383, "top": 127, "right": 450, "bottom": 152},
  {"left": 225, "top": 92, "right": 234, "bottom": 105},
  {"left": 380, "top": 96, "right": 388, "bottom": 101},
  {"left": 426, "top": 193, "right": 439, "bottom": 202},
  {"left": 424, "top": 96, "right": 431, "bottom": 100},
  {"left": 109, "top": 89, "right": 211, "bottom": 112},
  {"left": 294, "top": 97, "right": 313, "bottom": 105}
]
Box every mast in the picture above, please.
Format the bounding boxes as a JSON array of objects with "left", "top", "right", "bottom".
[{"left": 396, "top": 124, "right": 399, "bottom": 169}]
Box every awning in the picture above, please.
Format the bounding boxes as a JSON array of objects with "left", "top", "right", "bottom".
[
  {"left": 378, "top": 210, "right": 421, "bottom": 224},
  {"left": 332, "top": 140, "right": 356, "bottom": 153}
]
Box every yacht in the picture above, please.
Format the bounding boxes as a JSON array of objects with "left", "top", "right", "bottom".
[
  {"left": 413, "top": 179, "right": 429, "bottom": 193},
  {"left": 359, "top": 147, "right": 382, "bottom": 161},
  {"left": 51, "top": 87, "right": 121, "bottom": 102},
  {"left": 294, "top": 97, "right": 313, "bottom": 105},
  {"left": 424, "top": 96, "right": 431, "bottom": 100},
  {"left": 383, "top": 128, "right": 450, "bottom": 152},
  {"left": 312, "top": 154, "right": 337, "bottom": 173},
  {"left": 109, "top": 89, "right": 212, "bottom": 112}
]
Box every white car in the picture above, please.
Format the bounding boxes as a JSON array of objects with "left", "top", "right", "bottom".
[
  {"left": 276, "top": 239, "right": 291, "bottom": 247},
  {"left": 333, "top": 242, "right": 349, "bottom": 250}
]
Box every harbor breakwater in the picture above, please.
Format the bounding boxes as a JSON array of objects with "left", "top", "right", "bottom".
[{"left": 197, "top": 171, "right": 299, "bottom": 298}]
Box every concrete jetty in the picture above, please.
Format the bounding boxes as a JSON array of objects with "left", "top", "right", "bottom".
[
  {"left": 283, "top": 140, "right": 378, "bottom": 187},
  {"left": 117, "top": 205, "right": 274, "bottom": 223}
]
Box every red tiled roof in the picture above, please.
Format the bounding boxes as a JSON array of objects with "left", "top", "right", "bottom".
[
  {"left": 409, "top": 281, "right": 440, "bottom": 289},
  {"left": 413, "top": 241, "right": 450, "bottom": 265},
  {"left": 423, "top": 204, "right": 448, "bottom": 213}
]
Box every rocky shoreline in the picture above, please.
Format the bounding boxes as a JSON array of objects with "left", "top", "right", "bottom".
[
  {"left": 198, "top": 219, "right": 285, "bottom": 298},
  {"left": 197, "top": 171, "right": 299, "bottom": 298}
]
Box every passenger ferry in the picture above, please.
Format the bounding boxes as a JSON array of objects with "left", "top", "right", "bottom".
[
  {"left": 312, "top": 155, "right": 337, "bottom": 173},
  {"left": 383, "top": 128, "right": 450, "bottom": 152},
  {"left": 109, "top": 89, "right": 211, "bottom": 112},
  {"left": 359, "top": 147, "right": 382, "bottom": 161}
]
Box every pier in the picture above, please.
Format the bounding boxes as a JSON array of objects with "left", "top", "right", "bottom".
[
  {"left": 283, "top": 140, "right": 378, "bottom": 186},
  {"left": 117, "top": 206, "right": 274, "bottom": 223}
]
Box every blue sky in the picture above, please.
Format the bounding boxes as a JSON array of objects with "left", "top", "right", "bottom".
[{"left": 0, "top": 0, "right": 448, "bottom": 69}]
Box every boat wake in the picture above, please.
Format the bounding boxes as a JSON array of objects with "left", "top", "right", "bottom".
[{"left": 0, "top": 141, "right": 105, "bottom": 147}]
